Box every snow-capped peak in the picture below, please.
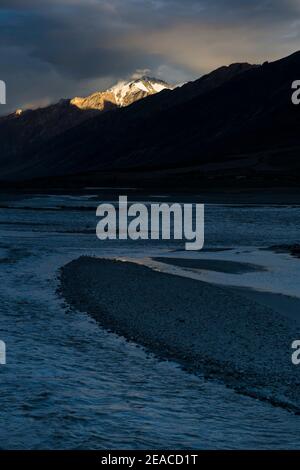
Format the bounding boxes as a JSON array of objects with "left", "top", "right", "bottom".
[
  {"left": 71, "top": 76, "right": 173, "bottom": 111},
  {"left": 109, "top": 76, "right": 173, "bottom": 107}
]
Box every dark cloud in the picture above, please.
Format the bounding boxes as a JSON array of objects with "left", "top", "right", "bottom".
[{"left": 0, "top": 0, "right": 299, "bottom": 114}]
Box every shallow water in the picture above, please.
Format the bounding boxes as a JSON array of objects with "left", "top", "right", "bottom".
[{"left": 0, "top": 193, "right": 300, "bottom": 449}]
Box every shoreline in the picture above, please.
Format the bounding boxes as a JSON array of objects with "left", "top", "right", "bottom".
[
  {"left": 59, "top": 256, "right": 300, "bottom": 413},
  {"left": 2, "top": 188, "right": 300, "bottom": 205}
]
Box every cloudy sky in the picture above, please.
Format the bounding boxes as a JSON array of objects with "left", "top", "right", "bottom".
[{"left": 0, "top": 0, "right": 300, "bottom": 114}]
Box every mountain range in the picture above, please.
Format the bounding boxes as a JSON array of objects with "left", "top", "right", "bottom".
[
  {"left": 0, "top": 77, "right": 173, "bottom": 182},
  {"left": 0, "top": 52, "right": 300, "bottom": 189}
]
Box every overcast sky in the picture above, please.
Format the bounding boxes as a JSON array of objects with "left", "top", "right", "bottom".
[{"left": 0, "top": 0, "right": 300, "bottom": 114}]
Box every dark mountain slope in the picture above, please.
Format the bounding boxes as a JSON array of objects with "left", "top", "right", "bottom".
[
  {"left": 0, "top": 62, "right": 257, "bottom": 181},
  {"left": 1, "top": 52, "right": 300, "bottom": 186},
  {"left": 0, "top": 100, "right": 98, "bottom": 171},
  {"left": 0, "top": 77, "right": 173, "bottom": 178}
]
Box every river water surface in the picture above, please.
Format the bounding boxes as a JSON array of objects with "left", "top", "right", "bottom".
[{"left": 0, "top": 193, "right": 300, "bottom": 449}]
